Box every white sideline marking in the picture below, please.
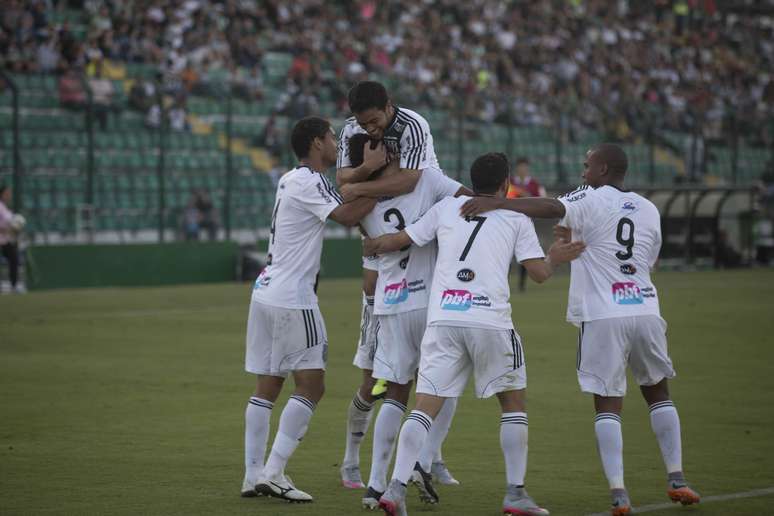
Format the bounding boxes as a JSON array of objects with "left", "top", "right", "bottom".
[{"left": 585, "top": 486, "right": 774, "bottom": 515}]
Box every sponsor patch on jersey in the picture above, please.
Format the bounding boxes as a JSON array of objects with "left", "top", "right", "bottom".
[
  {"left": 620, "top": 263, "right": 637, "bottom": 275},
  {"left": 612, "top": 282, "right": 643, "bottom": 304},
  {"left": 619, "top": 198, "right": 639, "bottom": 214},
  {"left": 384, "top": 279, "right": 409, "bottom": 305},
  {"left": 316, "top": 182, "right": 332, "bottom": 203},
  {"left": 399, "top": 256, "right": 409, "bottom": 269},
  {"left": 456, "top": 268, "right": 475, "bottom": 282},
  {"left": 440, "top": 289, "right": 472, "bottom": 311}
]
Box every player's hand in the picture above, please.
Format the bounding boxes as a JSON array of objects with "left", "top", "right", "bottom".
[
  {"left": 362, "top": 237, "right": 378, "bottom": 256},
  {"left": 459, "top": 196, "right": 502, "bottom": 217},
  {"left": 548, "top": 240, "right": 586, "bottom": 264},
  {"left": 340, "top": 182, "right": 361, "bottom": 203},
  {"left": 553, "top": 225, "right": 572, "bottom": 243},
  {"left": 363, "top": 141, "right": 387, "bottom": 174}
]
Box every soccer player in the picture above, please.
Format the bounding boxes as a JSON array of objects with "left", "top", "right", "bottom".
[
  {"left": 362, "top": 153, "right": 584, "bottom": 516},
  {"left": 241, "top": 117, "right": 377, "bottom": 502},
  {"left": 336, "top": 81, "right": 461, "bottom": 497},
  {"left": 460, "top": 144, "right": 701, "bottom": 515}
]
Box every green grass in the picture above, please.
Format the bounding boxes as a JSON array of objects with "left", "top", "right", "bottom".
[{"left": 2, "top": 270, "right": 774, "bottom": 515}]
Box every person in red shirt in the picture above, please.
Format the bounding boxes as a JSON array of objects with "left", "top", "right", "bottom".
[{"left": 506, "top": 157, "right": 546, "bottom": 292}]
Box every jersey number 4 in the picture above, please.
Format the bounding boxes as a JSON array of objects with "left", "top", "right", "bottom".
[
  {"left": 615, "top": 217, "right": 635, "bottom": 260},
  {"left": 460, "top": 216, "right": 487, "bottom": 261}
]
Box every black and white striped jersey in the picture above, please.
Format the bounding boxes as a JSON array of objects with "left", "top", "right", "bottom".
[{"left": 337, "top": 106, "right": 439, "bottom": 171}]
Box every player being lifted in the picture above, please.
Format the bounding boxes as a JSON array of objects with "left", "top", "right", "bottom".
[
  {"left": 336, "top": 81, "right": 462, "bottom": 500},
  {"left": 363, "top": 153, "right": 584, "bottom": 516},
  {"left": 460, "top": 144, "right": 701, "bottom": 515},
  {"left": 241, "top": 117, "right": 377, "bottom": 502}
]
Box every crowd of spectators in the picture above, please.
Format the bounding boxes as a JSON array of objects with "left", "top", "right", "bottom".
[{"left": 1, "top": 0, "right": 773, "bottom": 146}]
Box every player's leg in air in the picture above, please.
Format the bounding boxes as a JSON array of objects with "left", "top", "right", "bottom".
[
  {"left": 243, "top": 300, "right": 328, "bottom": 503},
  {"left": 632, "top": 316, "right": 700, "bottom": 506},
  {"left": 341, "top": 267, "right": 380, "bottom": 489}
]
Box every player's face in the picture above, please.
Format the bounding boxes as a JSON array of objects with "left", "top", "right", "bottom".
[
  {"left": 0, "top": 188, "right": 10, "bottom": 204},
  {"left": 354, "top": 106, "right": 390, "bottom": 140},
  {"left": 582, "top": 149, "right": 606, "bottom": 188},
  {"left": 320, "top": 128, "right": 338, "bottom": 167}
]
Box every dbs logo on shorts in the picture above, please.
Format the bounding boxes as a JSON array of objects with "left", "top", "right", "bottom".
[
  {"left": 440, "top": 289, "right": 472, "bottom": 311},
  {"left": 384, "top": 279, "right": 409, "bottom": 305},
  {"left": 612, "top": 282, "right": 643, "bottom": 304}
]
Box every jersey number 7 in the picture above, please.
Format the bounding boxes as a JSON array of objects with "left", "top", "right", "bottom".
[{"left": 460, "top": 216, "right": 487, "bottom": 261}]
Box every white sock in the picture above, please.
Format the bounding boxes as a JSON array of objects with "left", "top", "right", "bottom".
[
  {"left": 418, "top": 397, "right": 456, "bottom": 471},
  {"left": 500, "top": 412, "right": 528, "bottom": 486},
  {"left": 263, "top": 395, "right": 315, "bottom": 478},
  {"left": 245, "top": 397, "right": 274, "bottom": 477},
  {"left": 595, "top": 413, "right": 625, "bottom": 489},
  {"left": 392, "top": 410, "right": 433, "bottom": 484},
  {"left": 367, "top": 398, "right": 406, "bottom": 492},
  {"left": 343, "top": 391, "right": 375, "bottom": 467},
  {"left": 649, "top": 401, "right": 683, "bottom": 474}
]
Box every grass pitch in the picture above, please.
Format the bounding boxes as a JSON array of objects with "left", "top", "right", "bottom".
[{"left": 1, "top": 269, "right": 774, "bottom": 515}]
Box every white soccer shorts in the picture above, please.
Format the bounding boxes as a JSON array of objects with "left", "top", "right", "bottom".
[
  {"left": 372, "top": 308, "right": 427, "bottom": 385},
  {"left": 245, "top": 300, "right": 328, "bottom": 377},
  {"left": 576, "top": 315, "right": 675, "bottom": 397},
  {"left": 416, "top": 325, "right": 527, "bottom": 399},
  {"left": 352, "top": 297, "right": 377, "bottom": 370}
]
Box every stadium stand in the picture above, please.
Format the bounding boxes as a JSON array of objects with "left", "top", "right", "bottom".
[{"left": 1, "top": 0, "right": 772, "bottom": 240}]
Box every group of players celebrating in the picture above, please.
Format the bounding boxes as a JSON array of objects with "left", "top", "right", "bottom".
[{"left": 239, "top": 81, "right": 701, "bottom": 516}]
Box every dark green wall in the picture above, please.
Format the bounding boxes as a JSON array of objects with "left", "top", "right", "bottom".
[
  {"left": 253, "top": 238, "right": 363, "bottom": 279},
  {"left": 27, "top": 241, "right": 239, "bottom": 290}
]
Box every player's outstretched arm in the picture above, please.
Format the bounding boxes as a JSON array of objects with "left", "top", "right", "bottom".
[
  {"left": 521, "top": 241, "right": 585, "bottom": 283},
  {"left": 460, "top": 197, "right": 566, "bottom": 219},
  {"left": 362, "top": 231, "right": 414, "bottom": 256},
  {"left": 336, "top": 141, "right": 388, "bottom": 186},
  {"left": 341, "top": 166, "right": 421, "bottom": 202},
  {"left": 328, "top": 197, "right": 378, "bottom": 227}
]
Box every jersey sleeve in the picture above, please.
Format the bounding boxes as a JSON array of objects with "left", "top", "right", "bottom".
[
  {"left": 336, "top": 121, "right": 356, "bottom": 169},
  {"left": 399, "top": 116, "right": 432, "bottom": 171},
  {"left": 362, "top": 253, "right": 379, "bottom": 271},
  {"left": 428, "top": 167, "right": 463, "bottom": 202},
  {"left": 298, "top": 174, "right": 343, "bottom": 222},
  {"left": 557, "top": 185, "right": 595, "bottom": 231},
  {"left": 405, "top": 200, "right": 443, "bottom": 247},
  {"left": 514, "top": 217, "right": 545, "bottom": 263}
]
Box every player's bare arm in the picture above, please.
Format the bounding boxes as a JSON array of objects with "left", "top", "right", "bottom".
[
  {"left": 521, "top": 240, "right": 585, "bottom": 283},
  {"left": 340, "top": 166, "right": 421, "bottom": 202},
  {"left": 460, "top": 196, "right": 566, "bottom": 219},
  {"left": 329, "top": 196, "right": 378, "bottom": 227},
  {"left": 336, "top": 141, "right": 388, "bottom": 186},
  {"left": 362, "top": 230, "right": 414, "bottom": 256}
]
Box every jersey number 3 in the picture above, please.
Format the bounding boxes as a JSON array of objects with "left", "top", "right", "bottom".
[
  {"left": 615, "top": 217, "right": 635, "bottom": 260},
  {"left": 460, "top": 216, "right": 487, "bottom": 261},
  {"left": 384, "top": 208, "right": 411, "bottom": 251}
]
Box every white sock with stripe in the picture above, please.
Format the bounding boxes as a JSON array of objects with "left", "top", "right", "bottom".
[
  {"left": 262, "top": 395, "right": 315, "bottom": 478},
  {"left": 595, "top": 413, "right": 625, "bottom": 489},
  {"left": 367, "top": 398, "right": 406, "bottom": 492},
  {"left": 418, "top": 397, "right": 456, "bottom": 471},
  {"left": 342, "top": 391, "right": 375, "bottom": 467},
  {"left": 245, "top": 397, "right": 273, "bottom": 478},
  {"left": 649, "top": 400, "right": 683, "bottom": 474},
  {"left": 500, "top": 412, "right": 528, "bottom": 486},
  {"left": 392, "top": 410, "right": 433, "bottom": 484}
]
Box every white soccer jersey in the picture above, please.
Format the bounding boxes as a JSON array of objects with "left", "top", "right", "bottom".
[
  {"left": 361, "top": 166, "right": 462, "bottom": 315},
  {"left": 337, "top": 106, "right": 439, "bottom": 171},
  {"left": 558, "top": 185, "right": 662, "bottom": 324},
  {"left": 251, "top": 166, "right": 342, "bottom": 309},
  {"left": 406, "top": 196, "right": 545, "bottom": 330}
]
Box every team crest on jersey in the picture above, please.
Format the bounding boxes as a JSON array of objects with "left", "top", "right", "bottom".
[
  {"left": 456, "top": 268, "right": 475, "bottom": 282},
  {"left": 612, "top": 282, "right": 643, "bottom": 304},
  {"left": 384, "top": 279, "right": 409, "bottom": 304}
]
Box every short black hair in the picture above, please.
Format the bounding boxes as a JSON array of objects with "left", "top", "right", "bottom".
[
  {"left": 592, "top": 143, "right": 628, "bottom": 176},
  {"left": 470, "top": 153, "right": 509, "bottom": 194},
  {"left": 348, "top": 81, "right": 389, "bottom": 113},
  {"left": 347, "top": 133, "right": 387, "bottom": 178},
  {"left": 0, "top": 184, "right": 7, "bottom": 195},
  {"left": 290, "top": 117, "right": 331, "bottom": 159},
  {"left": 515, "top": 156, "right": 529, "bottom": 165}
]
